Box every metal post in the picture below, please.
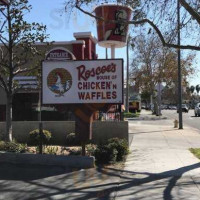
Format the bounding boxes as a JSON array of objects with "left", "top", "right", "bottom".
[
  {"left": 158, "top": 82, "right": 162, "bottom": 116},
  {"left": 111, "top": 45, "right": 115, "bottom": 59},
  {"left": 126, "top": 37, "right": 129, "bottom": 112},
  {"left": 177, "top": 0, "right": 183, "bottom": 129}
]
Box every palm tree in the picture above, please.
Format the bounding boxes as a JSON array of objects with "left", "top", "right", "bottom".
[
  {"left": 190, "top": 86, "right": 195, "bottom": 94},
  {"left": 196, "top": 85, "right": 200, "bottom": 95}
]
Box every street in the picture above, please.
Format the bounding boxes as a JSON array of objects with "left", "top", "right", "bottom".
[{"left": 162, "top": 109, "right": 200, "bottom": 131}]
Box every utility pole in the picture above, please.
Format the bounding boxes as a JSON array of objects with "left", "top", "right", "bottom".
[{"left": 177, "top": 0, "right": 183, "bottom": 129}]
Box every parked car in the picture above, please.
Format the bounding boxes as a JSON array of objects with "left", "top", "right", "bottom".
[
  {"left": 194, "top": 103, "right": 200, "bottom": 117},
  {"left": 169, "top": 105, "right": 177, "bottom": 110},
  {"left": 177, "top": 104, "right": 189, "bottom": 113}
]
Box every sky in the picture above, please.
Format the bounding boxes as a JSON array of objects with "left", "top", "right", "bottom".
[{"left": 26, "top": 0, "right": 199, "bottom": 86}]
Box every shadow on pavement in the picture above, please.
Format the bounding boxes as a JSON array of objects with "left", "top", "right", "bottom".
[
  {"left": 0, "top": 162, "right": 200, "bottom": 199},
  {"left": 0, "top": 163, "right": 72, "bottom": 181}
]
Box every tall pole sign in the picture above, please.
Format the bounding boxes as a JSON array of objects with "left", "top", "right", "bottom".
[{"left": 42, "top": 47, "right": 124, "bottom": 155}]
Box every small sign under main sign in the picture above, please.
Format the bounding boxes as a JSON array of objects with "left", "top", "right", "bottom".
[{"left": 45, "top": 47, "right": 75, "bottom": 61}]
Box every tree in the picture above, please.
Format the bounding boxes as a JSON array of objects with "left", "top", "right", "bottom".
[
  {"left": 190, "top": 85, "right": 195, "bottom": 93},
  {"left": 196, "top": 84, "right": 200, "bottom": 94},
  {"left": 64, "top": 0, "right": 200, "bottom": 51},
  {"left": 130, "top": 34, "right": 195, "bottom": 104},
  {"left": 0, "top": 0, "right": 48, "bottom": 141}
]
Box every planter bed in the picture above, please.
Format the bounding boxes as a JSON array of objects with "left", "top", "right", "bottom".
[{"left": 0, "top": 152, "right": 95, "bottom": 169}]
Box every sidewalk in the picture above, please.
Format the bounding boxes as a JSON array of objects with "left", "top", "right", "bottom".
[
  {"left": 115, "top": 110, "right": 200, "bottom": 200},
  {"left": 127, "top": 109, "right": 167, "bottom": 121}
]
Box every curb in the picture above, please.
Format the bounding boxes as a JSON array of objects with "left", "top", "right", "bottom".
[
  {"left": 0, "top": 152, "right": 95, "bottom": 169},
  {"left": 125, "top": 116, "right": 167, "bottom": 121}
]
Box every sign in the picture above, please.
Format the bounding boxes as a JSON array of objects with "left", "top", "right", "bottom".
[
  {"left": 95, "top": 5, "right": 132, "bottom": 48},
  {"left": 42, "top": 59, "right": 123, "bottom": 104},
  {"left": 45, "top": 47, "right": 75, "bottom": 61}
]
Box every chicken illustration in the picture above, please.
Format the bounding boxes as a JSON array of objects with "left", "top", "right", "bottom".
[
  {"left": 55, "top": 73, "right": 65, "bottom": 94},
  {"left": 48, "top": 69, "right": 72, "bottom": 97}
]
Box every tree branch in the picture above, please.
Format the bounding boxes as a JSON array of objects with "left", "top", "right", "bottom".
[
  {"left": 13, "top": 65, "right": 39, "bottom": 76},
  {"left": 180, "top": 0, "right": 200, "bottom": 25},
  {"left": 0, "top": 74, "right": 8, "bottom": 93},
  {"left": 76, "top": 5, "right": 200, "bottom": 51}
]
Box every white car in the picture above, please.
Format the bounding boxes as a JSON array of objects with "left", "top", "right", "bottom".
[{"left": 194, "top": 103, "right": 200, "bottom": 117}]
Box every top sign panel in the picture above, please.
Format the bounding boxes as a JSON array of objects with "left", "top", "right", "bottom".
[{"left": 42, "top": 59, "right": 123, "bottom": 104}]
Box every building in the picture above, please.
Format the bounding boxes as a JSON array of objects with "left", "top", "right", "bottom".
[{"left": 0, "top": 32, "right": 98, "bottom": 121}]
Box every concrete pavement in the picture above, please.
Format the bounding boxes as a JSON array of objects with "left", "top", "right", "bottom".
[
  {"left": 1, "top": 110, "right": 200, "bottom": 199},
  {"left": 115, "top": 110, "right": 200, "bottom": 200}
]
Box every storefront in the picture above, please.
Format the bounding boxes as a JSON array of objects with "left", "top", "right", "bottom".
[{"left": 0, "top": 32, "right": 98, "bottom": 121}]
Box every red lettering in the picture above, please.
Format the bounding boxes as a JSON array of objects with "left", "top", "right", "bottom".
[
  {"left": 112, "top": 91, "right": 117, "bottom": 99},
  {"left": 77, "top": 63, "right": 117, "bottom": 81},
  {"left": 111, "top": 63, "right": 116, "bottom": 72},
  {"left": 101, "top": 82, "right": 105, "bottom": 89},
  {"left": 101, "top": 66, "right": 106, "bottom": 73},
  {"left": 78, "top": 92, "right": 85, "bottom": 100},
  {"left": 97, "top": 92, "right": 101, "bottom": 99},
  {"left": 107, "top": 92, "right": 111, "bottom": 99},
  {"left": 85, "top": 92, "right": 90, "bottom": 100},
  {"left": 77, "top": 65, "right": 86, "bottom": 81},
  {"left": 91, "top": 92, "right": 96, "bottom": 99},
  {"left": 78, "top": 82, "right": 82, "bottom": 90},
  {"left": 85, "top": 70, "right": 90, "bottom": 80},
  {"left": 91, "top": 82, "right": 95, "bottom": 89},
  {"left": 113, "top": 84, "right": 117, "bottom": 89},
  {"left": 96, "top": 67, "right": 101, "bottom": 75}
]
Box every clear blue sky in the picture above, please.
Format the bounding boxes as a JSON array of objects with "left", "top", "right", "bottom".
[{"left": 27, "top": 0, "right": 199, "bottom": 87}]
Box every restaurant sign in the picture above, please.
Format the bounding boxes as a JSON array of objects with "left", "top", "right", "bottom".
[
  {"left": 45, "top": 47, "right": 75, "bottom": 60},
  {"left": 42, "top": 59, "right": 123, "bottom": 104}
]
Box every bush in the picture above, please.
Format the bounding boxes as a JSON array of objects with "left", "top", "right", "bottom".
[
  {"left": 123, "top": 112, "right": 139, "bottom": 118},
  {"left": 44, "top": 146, "right": 58, "bottom": 155},
  {"left": 86, "top": 144, "right": 96, "bottom": 156},
  {"left": 94, "top": 138, "right": 129, "bottom": 164},
  {"left": 29, "top": 129, "right": 52, "bottom": 146},
  {"left": 66, "top": 133, "right": 80, "bottom": 146},
  {"left": 107, "top": 138, "right": 129, "bottom": 161},
  {"left": 68, "top": 148, "right": 82, "bottom": 156},
  {"left": 0, "top": 140, "right": 27, "bottom": 153},
  {"left": 94, "top": 144, "right": 118, "bottom": 164}
]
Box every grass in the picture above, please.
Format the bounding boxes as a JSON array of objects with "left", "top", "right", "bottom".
[{"left": 189, "top": 148, "right": 200, "bottom": 159}]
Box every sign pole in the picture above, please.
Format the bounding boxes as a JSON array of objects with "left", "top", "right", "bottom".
[{"left": 111, "top": 45, "right": 115, "bottom": 59}]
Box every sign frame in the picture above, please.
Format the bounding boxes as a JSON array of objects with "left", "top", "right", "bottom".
[{"left": 42, "top": 59, "right": 124, "bottom": 105}]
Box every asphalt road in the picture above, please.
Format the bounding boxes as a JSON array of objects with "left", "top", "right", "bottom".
[{"left": 162, "top": 109, "right": 200, "bottom": 131}]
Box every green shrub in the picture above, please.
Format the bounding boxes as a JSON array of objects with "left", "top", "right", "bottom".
[
  {"left": 107, "top": 138, "right": 129, "bottom": 161},
  {"left": 44, "top": 146, "right": 58, "bottom": 155},
  {"left": 94, "top": 138, "right": 129, "bottom": 164},
  {"left": 68, "top": 148, "right": 82, "bottom": 156},
  {"left": 86, "top": 144, "right": 96, "bottom": 156},
  {"left": 94, "top": 144, "right": 118, "bottom": 164},
  {"left": 123, "top": 112, "right": 139, "bottom": 118},
  {"left": 66, "top": 133, "right": 80, "bottom": 146},
  {"left": 0, "top": 140, "right": 27, "bottom": 153},
  {"left": 29, "top": 129, "right": 52, "bottom": 146}
]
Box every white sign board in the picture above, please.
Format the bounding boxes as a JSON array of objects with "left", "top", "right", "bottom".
[{"left": 42, "top": 59, "right": 123, "bottom": 104}]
